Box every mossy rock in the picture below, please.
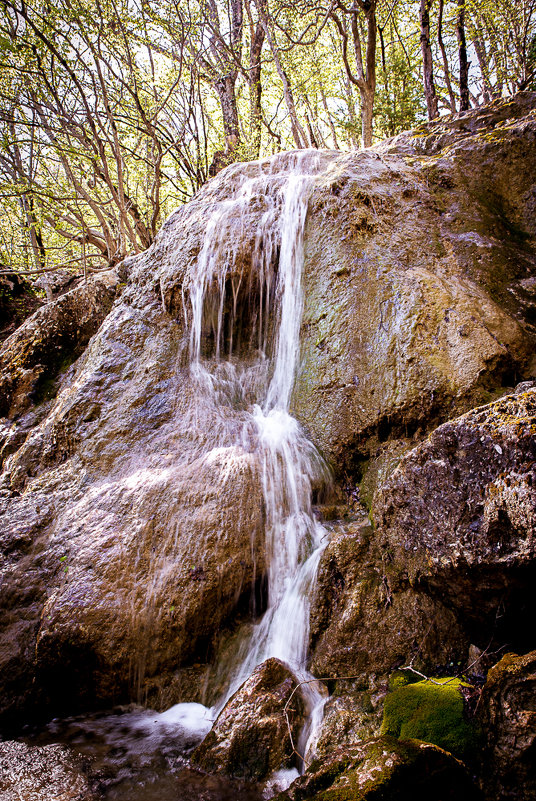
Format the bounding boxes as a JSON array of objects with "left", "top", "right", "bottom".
[
  {"left": 387, "top": 669, "right": 421, "bottom": 691},
  {"left": 381, "top": 678, "right": 478, "bottom": 758},
  {"left": 275, "top": 736, "right": 479, "bottom": 800}
]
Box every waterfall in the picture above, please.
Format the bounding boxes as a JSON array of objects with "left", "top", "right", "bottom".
[{"left": 176, "top": 151, "right": 331, "bottom": 765}]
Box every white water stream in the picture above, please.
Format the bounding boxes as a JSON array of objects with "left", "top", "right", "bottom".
[
  {"left": 168, "top": 152, "right": 332, "bottom": 771},
  {"left": 22, "top": 153, "right": 333, "bottom": 800}
]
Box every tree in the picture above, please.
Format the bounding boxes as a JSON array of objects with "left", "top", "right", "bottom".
[
  {"left": 420, "top": 0, "right": 439, "bottom": 119},
  {"left": 330, "top": 0, "right": 378, "bottom": 147},
  {"left": 456, "top": 0, "right": 470, "bottom": 110},
  {"left": 0, "top": 0, "right": 210, "bottom": 272}
]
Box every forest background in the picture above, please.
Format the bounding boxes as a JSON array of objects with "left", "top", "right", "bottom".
[{"left": 0, "top": 0, "right": 534, "bottom": 283}]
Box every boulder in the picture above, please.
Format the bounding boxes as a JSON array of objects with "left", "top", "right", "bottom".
[
  {"left": 191, "top": 658, "right": 306, "bottom": 779},
  {"left": 0, "top": 437, "right": 264, "bottom": 724},
  {"left": 0, "top": 273, "right": 118, "bottom": 419},
  {"left": 0, "top": 740, "right": 95, "bottom": 801},
  {"left": 1, "top": 93, "right": 536, "bottom": 732},
  {"left": 312, "top": 688, "right": 384, "bottom": 760},
  {"left": 478, "top": 650, "right": 536, "bottom": 799},
  {"left": 374, "top": 388, "right": 536, "bottom": 651},
  {"left": 274, "top": 736, "right": 479, "bottom": 801},
  {"left": 380, "top": 677, "right": 478, "bottom": 759},
  {"left": 309, "top": 517, "right": 466, "bottom": 680},
  {"left": 293, "top": 93, "right": 536, "bottom": 475}
]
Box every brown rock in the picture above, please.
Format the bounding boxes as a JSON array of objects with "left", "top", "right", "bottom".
[
  {"left": 0, "top": 272, "right": 43, "bottom": 345},
  {"left": 310, "top": 388, "right": 536, "bottom": 698},
  {"left": 0, "top": 273, "right": 118, "bottom": 419},
  {"left": 478, "top": 650, "right": 536, "bottom": 799},
  {"left": 192, "top": 658, "right": 306, "bottom": 779},
  {"left": 274, "top": 736, "right": 479, "bottom": 801},
  {"left": 293, "top": 93, "right": 536, "bottom": 475},
  {"left": 309, "top": 518, "right": 465, "bottom": 680},
  {"left": 373, "top": 388, "right": 536, "bottom": 651}
]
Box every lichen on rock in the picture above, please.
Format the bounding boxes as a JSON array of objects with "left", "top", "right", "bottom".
[{"left": 274, "top": 736, "right": 478, "bottom": 800}]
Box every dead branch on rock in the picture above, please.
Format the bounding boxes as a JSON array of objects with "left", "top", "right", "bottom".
[{"left": 283, "top": 674, "right": 361, "bottom": 768}]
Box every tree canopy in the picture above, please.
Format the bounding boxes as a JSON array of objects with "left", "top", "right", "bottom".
[{"left": 0, "top": 0, "right": 534, "bottom": 278}]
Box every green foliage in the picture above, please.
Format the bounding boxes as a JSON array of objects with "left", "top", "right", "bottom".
[
  {"left": 375, "top": 42, "right": 426, "bottom": 139},
  {"left": 0, "top": 0, "right": 532, "bottom": 278},
  {"left": 387, "top": 669, "right": 421, "bottom": 691},
  {"left": 381, "top": 677, "right": 478, "bottom": 758}
]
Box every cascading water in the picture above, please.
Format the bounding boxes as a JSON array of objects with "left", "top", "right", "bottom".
[
  {"left": 180, "top": 151, "right": 332, "bottom": 764},
  {"left": 23, "top": 152, "right": 334, "bottom": 799}
]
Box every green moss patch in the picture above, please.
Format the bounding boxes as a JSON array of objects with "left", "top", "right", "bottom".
[{"left": 381, "top": 677, "right": 477, "bottom": 758}]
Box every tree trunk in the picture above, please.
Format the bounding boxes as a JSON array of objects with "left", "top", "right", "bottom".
[
  {"left": 456, "top": 0, "right": 470, "bottom": 111},
  {"left": 438, "top": 0, "right": 457, "bottom": 111},
  {"left": 420, "top": 0, "right": 439, "bottom": 120},
  {"left": 350, "top": 3, "right": 377, "bottom": 148},
  {"left": 215, "top": 74, "right": 241, "bottom": 151},
  {"left": 360, "top": 87, "right": 375, "bottom": 148},
  {"left": 254, "top": 0, "right": 307, "bottom": 148},
  {"left": 330, "top": 4, "right": 377, "bottom": 148},
  {"left": 472, "top": 33, "right": 493, "bottom": 103},
  {"left": 362, "top": 3, "right": 377, "bottom": 147},
  {"left": 248, "top": 20, "right": 265, "bottom": 157},
  {"left": 19, "top": 194, "right": 46, "bottom": 273}
]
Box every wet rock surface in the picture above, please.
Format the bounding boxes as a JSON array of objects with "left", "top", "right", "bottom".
[
  {"left": 192, "top": 658, "right": 305, "bottom": 779},
  {"left": 0, "top": 740, "right": 96, "bottom": 801},
  {"left": 274, "top": 736, "right": 479, "bottom": 801},
  {"left": 0, "top": 94, "right": 535, "bottom": 801},
  {"left": 478, "top": 650, "right": 536, "bottom": 799},
  {"left": 294, "top": 93, "right": 536, "bottom": 475},
  {"left": 374, "top": 387, "right": 536, "bottom": 650}
]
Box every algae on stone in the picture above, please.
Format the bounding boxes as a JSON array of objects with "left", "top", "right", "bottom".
[{"left": 381, "top": 677, "right": 478, "bottom": 758}]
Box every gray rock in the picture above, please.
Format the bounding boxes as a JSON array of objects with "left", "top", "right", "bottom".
[
  {"left": 478, "top": 650, "right": 536, "bottom": 799},
  {"left": 274, "top": 736, "right": 478, "bottom": 800},
  {"left": 0, "top": 740, "right": 95, "bottom": 801}
]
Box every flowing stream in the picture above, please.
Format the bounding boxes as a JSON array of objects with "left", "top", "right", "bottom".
[
  {"left": 181, "top": 150, "right": 331, "bottom": 763},
  {"left": 22, "top": 151, "right": 333, "bottom": 798}
]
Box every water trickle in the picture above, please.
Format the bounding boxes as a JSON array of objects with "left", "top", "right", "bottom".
[{"left": 180, "top": 151, "right": 332, "bottom": 764}]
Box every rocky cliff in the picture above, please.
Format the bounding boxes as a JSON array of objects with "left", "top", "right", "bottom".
[{"left": 0, "top": 93, "right": 535, "bottom": 799}]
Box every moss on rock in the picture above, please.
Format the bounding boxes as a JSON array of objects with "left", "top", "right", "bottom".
[
  {"left": 275, "top": 736, "right": 479, "bottom": 800},
  {"left": 381, "top": 678, "right": 478, "bottom": 758}
]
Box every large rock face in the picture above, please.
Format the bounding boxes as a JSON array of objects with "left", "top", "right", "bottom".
[
  {"left": 0, "top": 93, "right": 535, "bottom": 733},
  {"left": 294, "top": 93, "right": 536, "bottom": 473}
]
